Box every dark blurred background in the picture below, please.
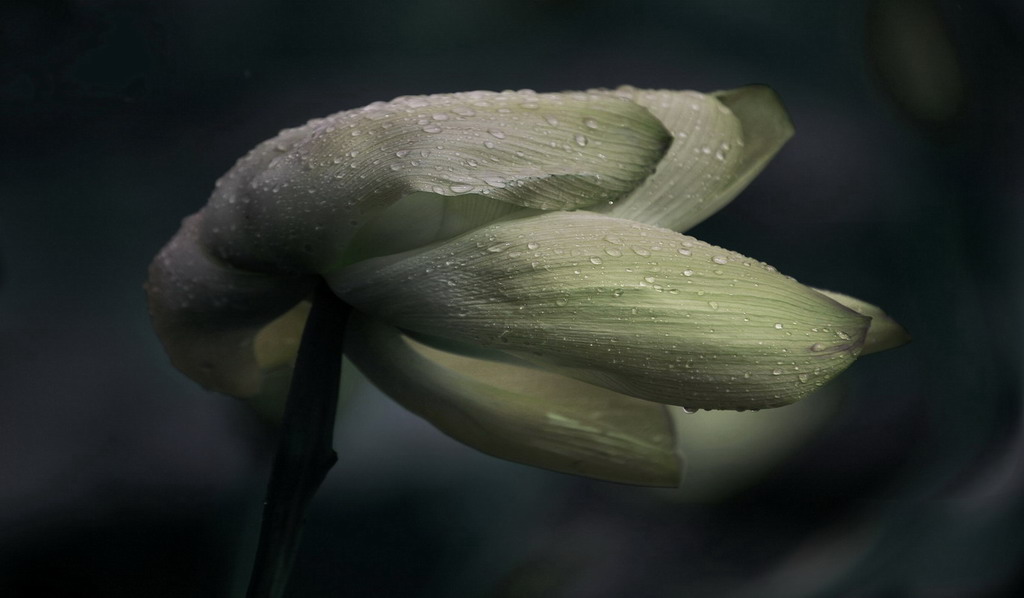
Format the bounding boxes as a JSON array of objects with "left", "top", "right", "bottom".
[{"left": 1, "top": 0, "right": 1022, "bottom": 596}]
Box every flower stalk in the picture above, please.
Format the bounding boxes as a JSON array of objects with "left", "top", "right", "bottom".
[{"left": 246, "top": 281, "right": 349, "bottom": 598}]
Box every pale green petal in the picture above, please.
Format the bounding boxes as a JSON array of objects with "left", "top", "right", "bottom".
[
  {"left": 596, "top": 86, "right": 794, "bottom": 232},
  {"left": 814, "top": 288, "right": 911, "bottom": 355},
  {"left": 345, "top": 313, "right": 681, "bottom": 487},
  {"left": 197, "top": 89, "right": 670, "bottom": 274},
  {"left": 340, "top": 191, "right": 529, "bottom": 267},
  {"left": 331, "top": 211, "right": 870, "bottom": 410}
]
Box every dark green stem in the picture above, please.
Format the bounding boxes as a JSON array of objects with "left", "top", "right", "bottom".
[{"left": 246, "top": 281, "right": 350, "bottom": 598}]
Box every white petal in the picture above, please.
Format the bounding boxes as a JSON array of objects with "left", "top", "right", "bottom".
[
  {"left": 145, "top": 216, "right": 314, "bottom": 399},
  {"left": 197, "top": 89, "right": 670, "bottom": 273},
  {"left": 331, "top": 211, "right": 870, "bottom": 410},
  {"left": 597, "top": 86, "right": 794, "bottom": 232},
  {"left": 345, "top": 314, "right": 681, "bottom": 487}
]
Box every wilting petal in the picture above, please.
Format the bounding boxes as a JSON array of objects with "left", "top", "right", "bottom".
[
  {"left": 332, "top": 211, "right": 871, "bottom": 410},
  {"left": 596, "top": 86, "right": 793, "bottom": 232},
  {"left": 197, "top": 89, "right": 671, "bottom": 274},
  {"left": 345, "top": 313, "right": 681, "bottom": 486},
  {"left": 814, "top": 288, "right": 911, "bottom": 355}
]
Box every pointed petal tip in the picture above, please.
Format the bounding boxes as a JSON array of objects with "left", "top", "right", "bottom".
[
  {"left": 813, "top": 288, "right": 911, "bottom": 356},
  {"left": 714, "top": 84, "right": 795, "bottom": 143}
]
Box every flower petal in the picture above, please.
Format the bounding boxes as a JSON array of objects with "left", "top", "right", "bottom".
[
  {"left": 339, "top": 191, "right": 529, "bottom": 267},
  {"left": 331, "top": 211, "right": 870, "bottom": 410},
  {"left": 145, "top": 215, "right": 315, "bottom": 400},
  {"left": 198, "top": 89, "right": 671, "bottom": 274},
  {"left": 813, "top": 288, "right": 911, "bottom": 355},
  {"left": 596, "top": 85, "right": 794, "bottom": 232},
  {"left": 345, "top": 313, "right": 682, "bottom": 487}
]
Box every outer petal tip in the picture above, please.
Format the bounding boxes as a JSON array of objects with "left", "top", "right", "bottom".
[{"left": 814, "top": 288, "right": 911, "bottom": 356}]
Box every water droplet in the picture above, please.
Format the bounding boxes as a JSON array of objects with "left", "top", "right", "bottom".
[
  {"left": 681, "top": 406, "right": 697, "bottom": 414},
  {"left": 682, "top": 269, "right": 694, "bottom": 277},
  {"left": 422, "top": 125, "right": 442, "bottom": 133},
  {"left": 589, "top": 256, "right": 603, "bottom": 265},
  {"left": 643, "top": 276, "right": 656, "bottom": 284},
  {"left": 483, "top": 140, "right": 496, "bottom": 149},
  {"left": 555, "top": 297, "right": 569, "bottom": 307},
  {"left": 611, "top": 288, "right": 624, "bottom": 297},
  {"left": 708, "top": 301, "right": 719, "bottom": 310},
  {"left": 712, "top": 255, "right": 728, "bottom": 265},
  {"left": 574, "top": 134, "right": 588, "bottom": 147},
  {"left": 837, "top": 331, "right": 851, "bottom": 340},
  {"left": 604, "top": 247, "right": 622, "bottom": 257},
  {"left": 395, "top": 149, "right": 410, "bottom": 158},
  {"left": 632, "top": 246, "right": 651, "bottom": 257},
  {"left": 450, "top": 183, "right": 474, "bottom": 193},
  {"left": 604, "top": 234, "right": 623, "bottom": 245},
  {"left": 527, "top": 241, "right": 540, "bottom": 250},
  {"left": 488, "top": 129, "right": 506, "bottom": 139},
  {"left": 774, "top": 323, "right": 784, "bottom": 330},
  {"left": 798, "top": 373, "right": 810, "bottom": 383},
  {"left": 432, "top": 113, "right": 449, "bottom": 121},
  {"left": 487, "top": 243, "right": 509, "bottom": 253},
  {"left": 809, "top": 342, "right": 827, "bottom": 352},
  {"left": 771, "top": 368, "right": 783, "bottom": 376},
  {"left": 677, "top": 248, "right": 692, "bottom": 256},
  {"left": 583, "top": 117, "right": 599, "bottom": 129},
  {"left": 544, "top": 115, "right": 559, "bottom": 126}
]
